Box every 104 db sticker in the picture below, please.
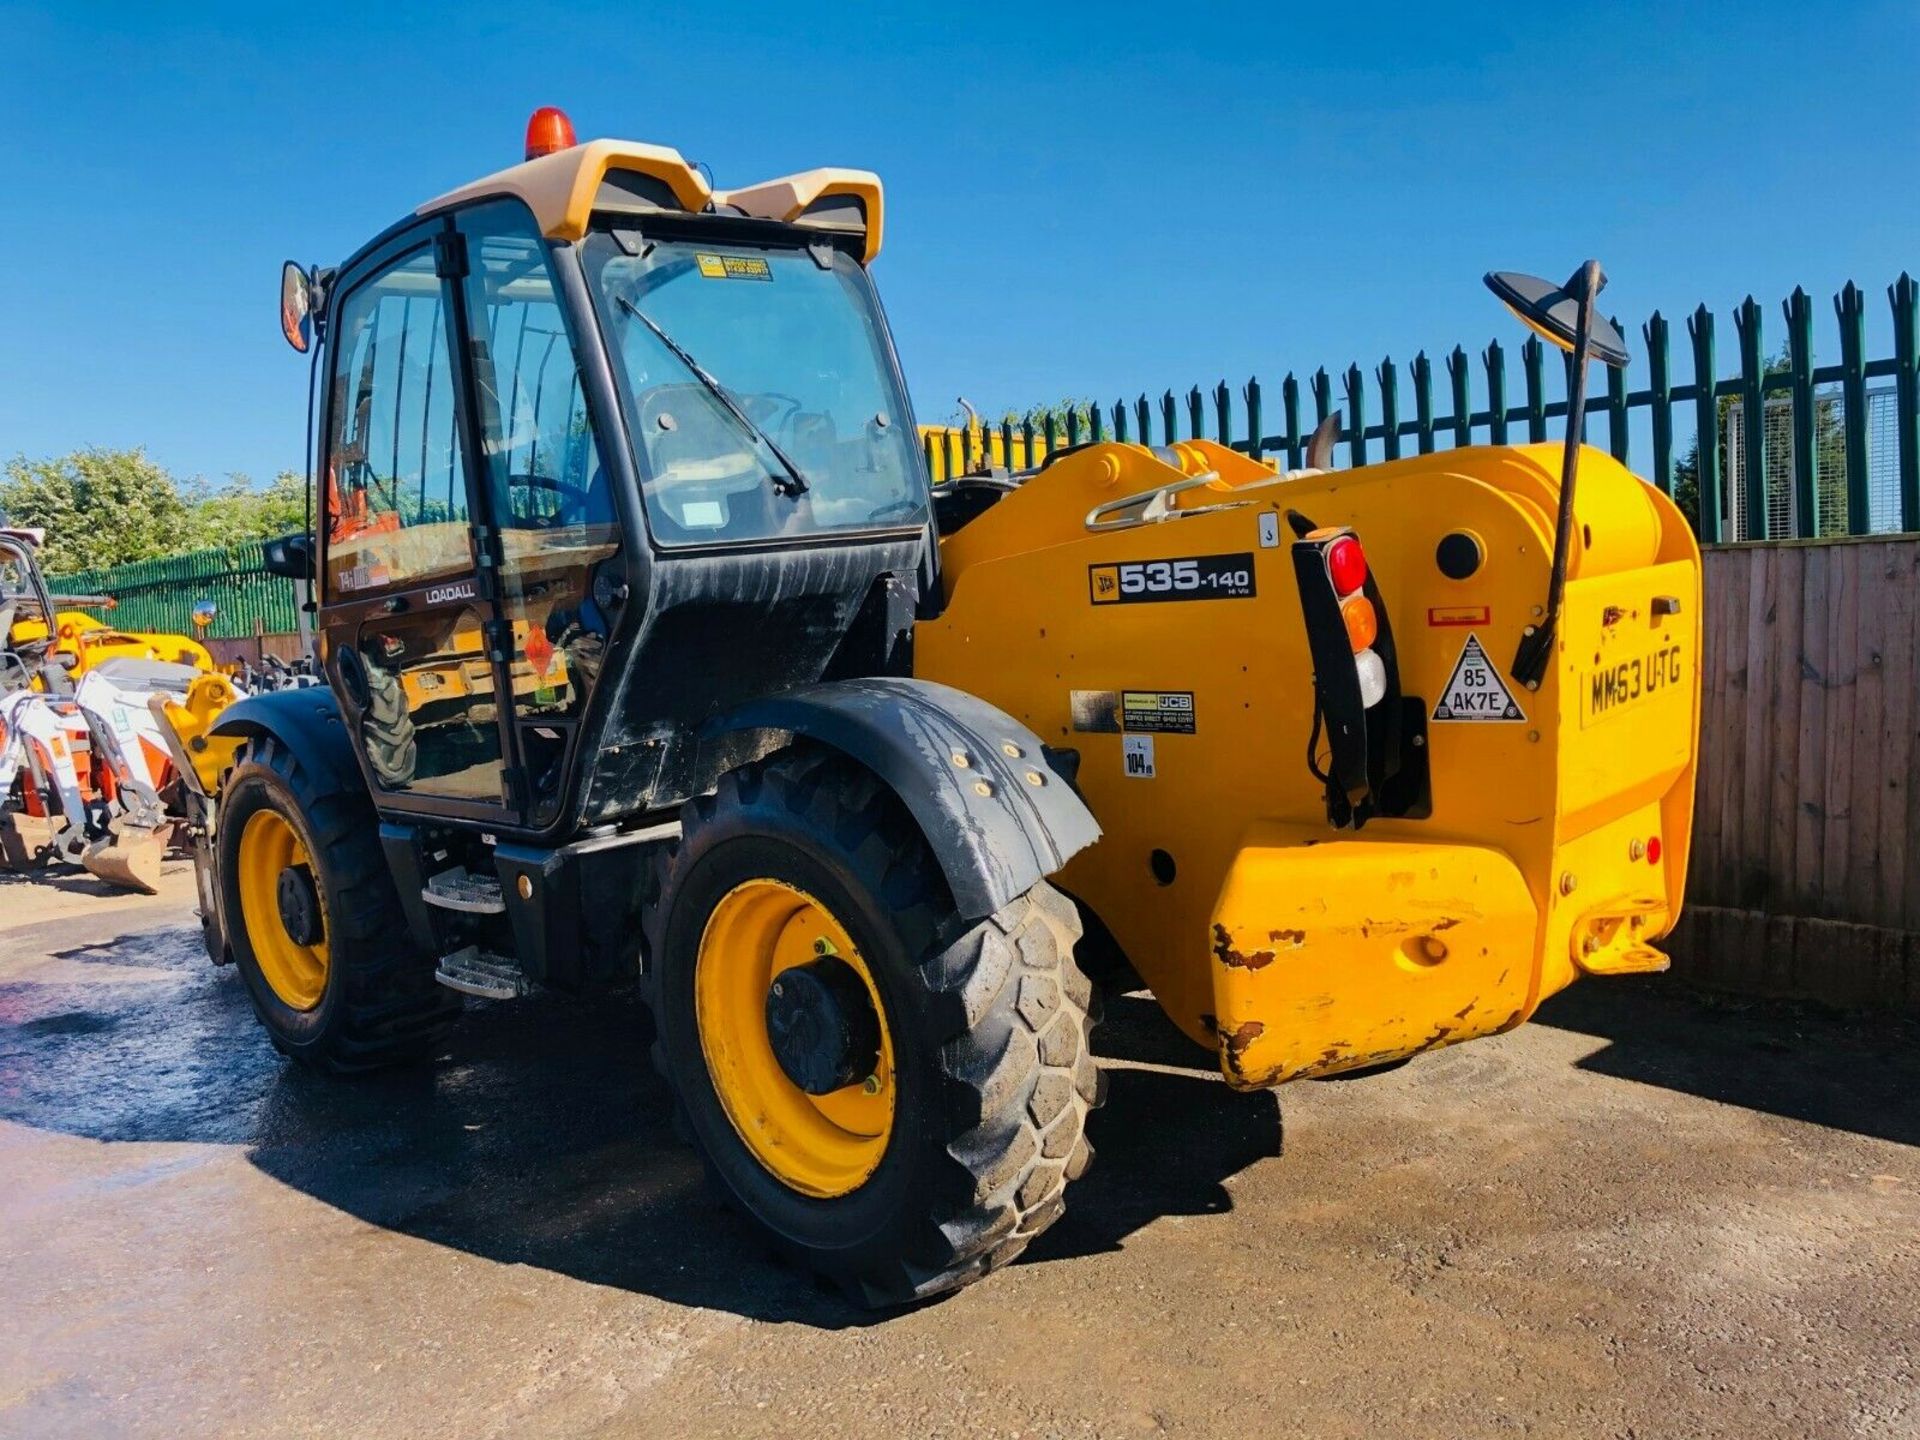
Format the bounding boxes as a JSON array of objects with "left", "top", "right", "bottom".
[{"left": 1089, "top": 553, "right": 1255, "bottom": 604}]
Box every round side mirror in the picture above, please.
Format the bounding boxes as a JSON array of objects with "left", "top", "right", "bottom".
[
  {"left": 1485, "top": 269, "right": 1631, "bottom": 369},
  {"left": 191, "top": 599, "right": 218, "bottom": 630},
  {"left": 280, "top": 260, "right": 313, "bottom": 354}
]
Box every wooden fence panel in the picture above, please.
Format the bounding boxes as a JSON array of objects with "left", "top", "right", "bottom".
[{"left": 1689, "top": 536, "right": 1920, "bottom": 934}]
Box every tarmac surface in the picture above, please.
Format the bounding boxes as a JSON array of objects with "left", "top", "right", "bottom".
[{"left": 2, "top": 860, "right": 1917, "bottom": 1439}]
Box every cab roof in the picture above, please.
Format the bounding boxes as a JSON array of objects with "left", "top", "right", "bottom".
[{"left": 417, "top": 138, "right": 884, "bottom": 264}]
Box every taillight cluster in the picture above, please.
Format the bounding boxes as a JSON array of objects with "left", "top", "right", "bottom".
[{"left": 1314, "top": 529, "right": 1387, "bottom": 709}]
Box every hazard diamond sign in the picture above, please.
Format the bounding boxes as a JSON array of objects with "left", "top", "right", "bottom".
[{"left": 1431, "top": 633, "right": 1526, "bottom": 722}]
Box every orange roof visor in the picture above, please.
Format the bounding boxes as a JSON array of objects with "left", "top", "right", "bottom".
[{"left": 418, "top": 119, "right": 884, "bottom": 264}]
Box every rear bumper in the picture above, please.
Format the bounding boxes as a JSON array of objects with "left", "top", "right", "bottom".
[{"left": 1206, "top": 806, "right": 1679, "bottom": 1089}]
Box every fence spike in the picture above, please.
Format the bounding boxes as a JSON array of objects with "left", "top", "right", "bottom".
[
  {"left": 1734, "top": 295, "right": 1766, "bottom": 541},
  {"left": 1282, "top": 373, "right": 1303, "bottom": 469},
  {"left": 1343, "top": 363, "right": 1367, "bottom": 467},
  {"left": 1606, "top": 316, "right": 1629, "bottom": 464},
  {"left": 1411, "top": 351, "right": 1435, "bottom": 455},
  {"left": 1244, "top": 376, "right": 1263, "bottom": 461},
  {"left": 1784, "top": 287, "right": 1817, "bottom": 536},
  {"left": 1446, "top": 345, "right": 1471, "bottom": 448},
  {"left": 1688, "top": 303, "right": 1721, "bottom": 543},
  {"left": 1377, "top": 357, "right": 1400, "bottom": 460},
  {"left": 1521, "top": 335, "right": 1547, "bottom": 443},
  {"left": 1645, "top": 311, "right": 1674, "bottom": 496},
  {"left": 1835, "top": 283, "right": 1870, "bottom": 534},
  {"left": 1483, "top": 340, "right": 1508, "bottom": 444},
  {"left": 1891, "top": 273, "right": 1920, "bottom": 532}
]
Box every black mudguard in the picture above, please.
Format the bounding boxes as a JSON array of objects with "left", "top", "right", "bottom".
[
  {"left": 207, "top": 688, "right": 363, "bottom": 797},
  {"left": 708, "top": 677, "right": 1101, "bottom": 921}
]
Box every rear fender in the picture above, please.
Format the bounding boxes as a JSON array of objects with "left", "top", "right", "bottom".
[{"left": 708, "top": 677, "right": 1100, "bottom": 920}]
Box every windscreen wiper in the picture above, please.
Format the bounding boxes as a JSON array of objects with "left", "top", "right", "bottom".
[{"left": 614, "top": 295, "right": 810, "bottom": 498}]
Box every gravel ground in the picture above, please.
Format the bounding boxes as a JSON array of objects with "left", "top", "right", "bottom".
[{"left": 2, "top": 861, "right": 1916, "bottom": 1439}]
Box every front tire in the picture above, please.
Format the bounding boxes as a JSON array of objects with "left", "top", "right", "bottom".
[
  {"left": 646, "top": 748, "right": 1103, "bottom": 1307},
  {"left": 218, "top": 735, "right": 458, "bottom": 1073}
]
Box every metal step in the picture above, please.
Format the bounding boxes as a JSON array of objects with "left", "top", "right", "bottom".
[
  {"left": 434, "top": 945, "right": 531, "bottom": 1000},
  {"left": 422, "top": 866, "right": 505, "bottom": 914}
]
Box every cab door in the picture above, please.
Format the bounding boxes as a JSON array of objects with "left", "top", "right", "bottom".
[
  {"left": 317, "top": 227, "right": 517, "bottom": 821},
  {"left": 448, "top": 201, "right": 624, "bottom": 827}
]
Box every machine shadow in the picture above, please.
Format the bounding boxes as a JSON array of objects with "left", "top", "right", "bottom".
[
  {"left": 0, "top": 925, "right": 1284, "bottom": 1324},
  {"left": 241, "top": 986, "right": 1282, "bottom": 1323},
  {"left": 1532, "top": 975, "right": 1920, "bottom": 1148}
]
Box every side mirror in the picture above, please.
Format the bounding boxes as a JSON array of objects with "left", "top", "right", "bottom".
[
  {"left": 280, "top": 261, "right": 314, "bottom": 353},
  {"left": 262, "top": 532, "right": 314, "bottom": 581},
  {"left": 191, "top": 599, "right": 218, "bottom": 630},
  {"left": 1484, "top": 268, "right": 1631, "bottom": 369}
]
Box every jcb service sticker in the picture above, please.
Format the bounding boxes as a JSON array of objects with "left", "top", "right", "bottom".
[
  {"left": 1089, "top": 553, "right": 1255, "bottom": 604},
  {"left": 696, "top": 253, "right": 773, "bottom": 281}
]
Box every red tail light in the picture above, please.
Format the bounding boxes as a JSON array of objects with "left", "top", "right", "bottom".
[
  {"left": 524, "top": 106, "right": 577, "bottom": 161},
  {"left": 1326, "top": 535, "right": 1367, "bottom": 595}
]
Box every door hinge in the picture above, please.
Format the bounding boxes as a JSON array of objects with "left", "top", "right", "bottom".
[{"left": 434, "top": 231, "right": 469, "bottom": 281}]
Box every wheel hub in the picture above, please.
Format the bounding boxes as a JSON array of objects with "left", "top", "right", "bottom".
[
  {"left": 765, "top": 955, "right": 882, "bottom": 1095},
  {"left": 275, "top": 863, "right": 323, "bottom": 947}
]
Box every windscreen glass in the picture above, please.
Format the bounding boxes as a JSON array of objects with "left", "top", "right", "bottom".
[{"left": 583, "top": 233, "right": 923, "bottom": 546}]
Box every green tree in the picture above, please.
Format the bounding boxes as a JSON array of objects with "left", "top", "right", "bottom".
[
  {"left": 1, "top": 449, "right": 312, "bottom": 572},
  {"left": 0, "top": 447, "right": 193, "bottom": 571},
  {"left": 179, "top": 471, "right": 309, "bottom": 550}
]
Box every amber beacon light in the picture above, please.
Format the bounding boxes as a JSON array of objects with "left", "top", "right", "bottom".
[{"left": 524, "top": 106, "right": 578, "bottom": 161}]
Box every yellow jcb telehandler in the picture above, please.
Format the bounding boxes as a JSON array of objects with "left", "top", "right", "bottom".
[{"left": 167, "top": 110, "right": 1698, "bottom": 1306}]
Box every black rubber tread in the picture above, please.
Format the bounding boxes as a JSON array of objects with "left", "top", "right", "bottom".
[
  {"left": 359, "top": 662, "right": 417, "bottom": 788},
  {"left": 219, "top": 734, "right": 459, "bottom": 1074},
  {"left": 643, "top": 746, "right": 1103, "bottom": 1308}
]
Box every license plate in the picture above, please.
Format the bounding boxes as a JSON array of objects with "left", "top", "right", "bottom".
[{"left": 1579, "top": 641, "right": 1687, "bottom": 727}]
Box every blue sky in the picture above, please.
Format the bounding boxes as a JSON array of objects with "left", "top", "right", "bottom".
[{"left": 3, "top": 1, "right": 1916, "bottom": 484}]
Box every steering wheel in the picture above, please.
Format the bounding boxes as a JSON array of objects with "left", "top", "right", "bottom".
[
  {"left": 743, "top": 392, "right": 804, "bottom": 434},
  {"left": 506, "top": 472, "right": 593, "bottom": 528}
]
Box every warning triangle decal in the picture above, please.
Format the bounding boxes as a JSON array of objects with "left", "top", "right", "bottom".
[{"left": 1431, "top": 633, "right": 1526, "bottom": 723}]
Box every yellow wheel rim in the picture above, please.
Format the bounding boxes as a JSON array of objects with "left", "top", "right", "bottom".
[
  {"left": 695, "top": 879, "right": 895, "bottom": 1198},
  {"left": 236, "top": 808, "right": 330, "bottom": 1011}
]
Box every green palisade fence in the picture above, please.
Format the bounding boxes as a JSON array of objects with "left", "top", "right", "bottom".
[
  {"left": 927, "top": 273, "right": 1920, "bottom": 543},
  {"left": 47, "top": 541, "right": 297, "bottom": 640}
]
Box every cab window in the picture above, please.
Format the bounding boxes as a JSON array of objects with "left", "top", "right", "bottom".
[{"left": 323, "top": 248, "right": 470, "bottom": 598}]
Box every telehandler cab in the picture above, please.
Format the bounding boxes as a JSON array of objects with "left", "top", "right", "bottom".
[
  {"left": 192, "top": 107, "right": 1102, "bottom": 1305},
  {"left": 181, "top": 108, "right": 1698, "bottom": 1306}
]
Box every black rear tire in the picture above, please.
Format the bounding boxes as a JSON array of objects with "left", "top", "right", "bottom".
[
  {"left": 218, "top": 735, "right": 459, "bottom": 1074},
  {"left": 645, "top": 747, "right": 1104, "bottom": 1307}
]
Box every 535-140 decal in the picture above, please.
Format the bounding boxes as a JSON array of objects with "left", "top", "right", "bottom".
[{"left": 1089, "top": 552, "right": 1256, "bottom": 605}]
